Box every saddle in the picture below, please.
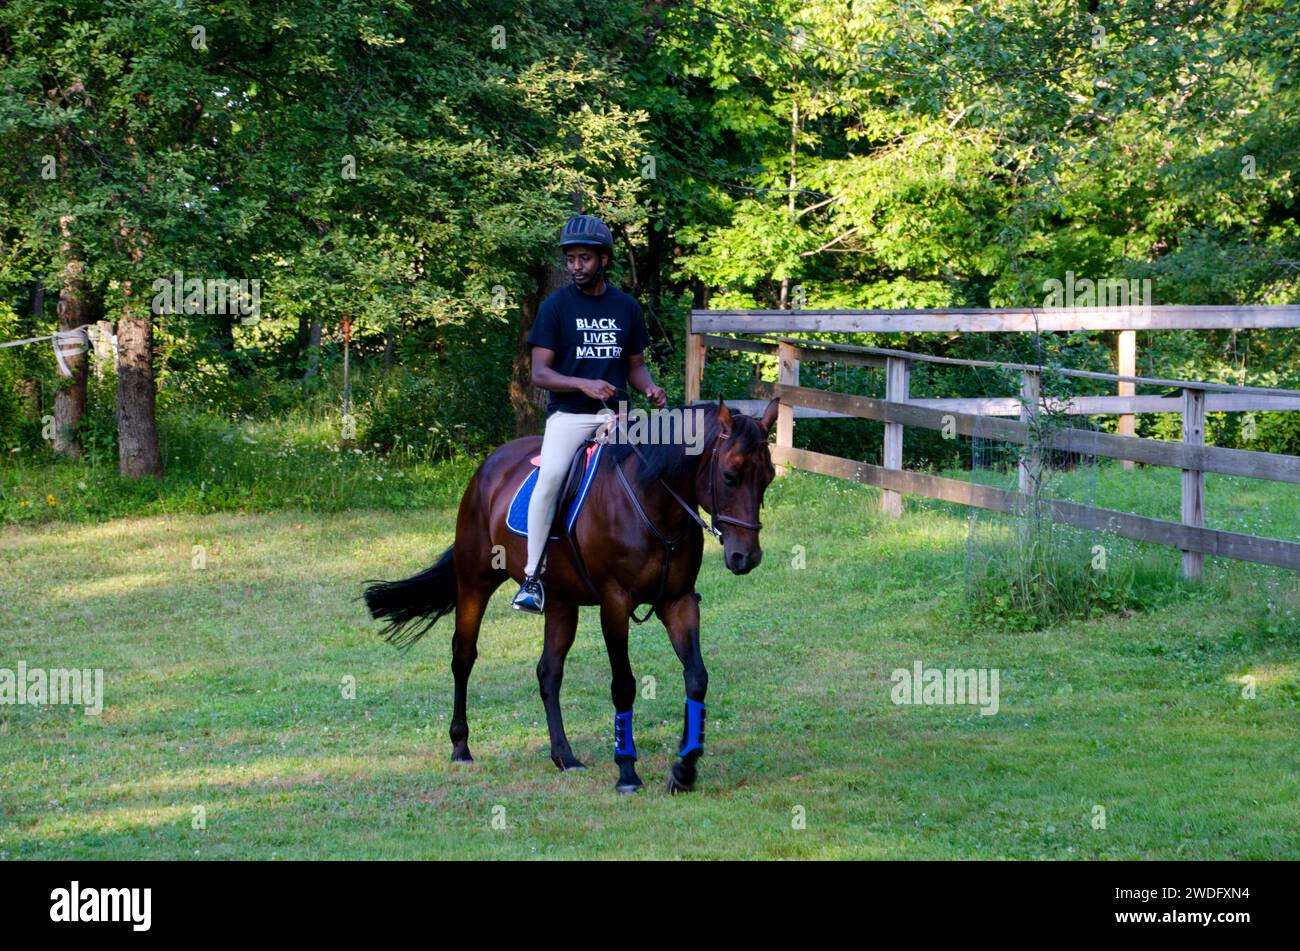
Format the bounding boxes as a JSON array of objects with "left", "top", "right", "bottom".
[
  {"left": 517, "top": 412, "right": 692, "bottom": 623},
  {"left": 507, "top": 415, "right": 618, "bottom": 541}
]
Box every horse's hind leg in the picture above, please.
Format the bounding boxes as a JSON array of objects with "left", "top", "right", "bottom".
[
  {"left": 537, "top": 602, "right": 584, "bottom": 771},
  {"left": 449, "top": 573, "right": 501, "bottom": 762}
]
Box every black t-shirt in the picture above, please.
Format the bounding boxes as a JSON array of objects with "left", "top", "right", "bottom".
[{"left": 527, "top": 282, "right": 650, "bottom": 415}]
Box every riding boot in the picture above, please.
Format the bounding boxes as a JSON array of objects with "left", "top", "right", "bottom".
[{"left": 512, "top": 573, "right": 545, "bottom": 614}]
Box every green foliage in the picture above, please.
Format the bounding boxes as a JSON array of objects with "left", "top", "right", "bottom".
[
  {"left": 0, "top": 0, "right": 655, "bottom": 465},
  {"left": 0, "top": 303, "right": 32, "bottom": 452},
  {"left": 2, "top": 0, "right": 1299, "bottom": 489},
  {"left": 0, "top": 402, "right": 481, "bottom": 525},
  {"left": 76, "top": 365, "right": 119, "bottom": 468},
  {"left": 960, "top": 514, "right": 1188, "bottom": 633},
  {"left": 363, "top": 365, "right": 514, "bottom": 463}
]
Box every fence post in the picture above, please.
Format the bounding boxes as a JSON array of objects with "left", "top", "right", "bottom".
[
  {"left": 1018, "top": 369, "right": 1041, "bottom": 497},
  {"left": 775, "top": 341, "right": 799, "bottom": 477},
  {"left": 882, "top": 356, "right": 910, "bottom": 516},
  {"left": 1181, "top": 386, "right": 1206, "bottom": 580},
  {"left": 685, "top": 312, "right": 705, "bottom": 404},
  {"left": 1117, "top": 329, "right": 1136, "bottom": 471}
]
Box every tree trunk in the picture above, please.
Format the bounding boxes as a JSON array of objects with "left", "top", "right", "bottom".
[
  {"left": 511, "top": 261, "right": 569, "bottom": 437},
  {"left": 382, "top": 325, "right": 395, "bottom": 372},
  {"left": 302, "top": 318, "right": 323, "bottom": 381},
  {"left": 116, "top": 283, "right": 163, "bottom": 478},
  {"left": 54, "top": 215, "right": 89, "bottom": 458},
  {"left": 211, "top": 311, "right": 248, "bottom": 376},
  {"left": 18, "top": 379, "right": 42, "bottom": 421},
  {"left": 511, "top": 183, "right": 580, "bottom": 436},
  {"left": 646, "top": 202, "right": 663, "bottom": 325},
  {"left": 692, "top": 277, "right": 708, "bottom": 311},
  {"left": 778, "top": 99, "right": 798, "bottom": 309},
  {"left": 29, "top": 281, "right": 45, "bottom": 331}
]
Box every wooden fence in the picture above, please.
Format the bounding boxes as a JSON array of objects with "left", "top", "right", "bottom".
[
  {"left": 686, "top": 305, "right": 1300, "bottom": 470},
  {"left": 691, "top": 333, "right": 1300, "bottom": 578}
]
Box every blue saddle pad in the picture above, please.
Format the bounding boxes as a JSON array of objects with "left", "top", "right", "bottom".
[{"left": 506, "top": 442, "right": 605, "bottom": 539}]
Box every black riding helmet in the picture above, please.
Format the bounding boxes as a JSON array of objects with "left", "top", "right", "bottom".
[{"left": 559, "top": 214, "right": 614, "bottom": 266}]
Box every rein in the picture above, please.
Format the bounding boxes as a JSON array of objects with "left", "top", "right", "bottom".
[
  {"left": 605, "top": 389, "right": 762, "bottom": 537},
  {"left": 560, "top": 392, "right": 762, "bottom": 623}
]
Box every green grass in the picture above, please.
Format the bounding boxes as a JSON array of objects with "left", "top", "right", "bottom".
[
  {"left": 0, "top": 408, "right": 482, "bottom": 524},
  {"left": 0, "top": 467, "right": 1296, "bottom": 859}
]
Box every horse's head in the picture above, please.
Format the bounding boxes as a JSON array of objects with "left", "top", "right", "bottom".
[{"left": 697, "top": 396, "right": 779, "bottom": 575}]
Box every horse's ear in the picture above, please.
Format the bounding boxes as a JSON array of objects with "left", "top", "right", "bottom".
[
  {"left": 756, "top": 397, "right": 779, "bottom": 436},
  {"left": 716, "top": 393, "right": 733, "bottom": 433}
]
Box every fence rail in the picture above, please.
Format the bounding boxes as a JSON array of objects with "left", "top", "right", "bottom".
[
  {"left": 749, "top": 379, "right": 1300, "bottom": 484},
  {"left": 687, "top": 305, "right": 1300, "bottom": 474},
  {"left": 692, "top": 304, "right": 1300, "bottom": 334},
  {"left": 774, "top": 445, "right": 1300, "bottom": 571},
  {"left": 693, "top": 328, "right": 1300, "bottom": 579}
]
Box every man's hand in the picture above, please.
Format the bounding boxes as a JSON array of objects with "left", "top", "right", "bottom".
[
  {"left": 644, "top": 384, "right": 667, "bottom": 408},
  {"left": 580, "top": 379, "right": 617, "bottom": 402}
]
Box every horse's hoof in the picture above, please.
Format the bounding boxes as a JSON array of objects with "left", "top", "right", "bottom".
[
  {"left": 552, "top": 755, "right": 586, "bottom": 771},
  {"left": 665, "top": 772, "right": 695, "bottom": 795},
  {"left": 451, "top": 750, "right": 474, "bottom": 764},
  {"left": 616, "top": 778, "right": 643, "bottom": 795}
]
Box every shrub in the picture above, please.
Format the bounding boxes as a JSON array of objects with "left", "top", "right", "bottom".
[
  {"left": 960, "top": 507, "right": 1185, "bottom": 632},
  {"left": 363, "top": 366, "right": 513, "bottom": 462}
]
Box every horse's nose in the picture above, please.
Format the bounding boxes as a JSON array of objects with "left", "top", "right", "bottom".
[{"left": 728, "top": 550, "right": 758, "bottom": 573}]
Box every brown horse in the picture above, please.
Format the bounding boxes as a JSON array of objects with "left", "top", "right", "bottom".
[{"left": 363, "top": 396, "right": 778, "bottom": 793}]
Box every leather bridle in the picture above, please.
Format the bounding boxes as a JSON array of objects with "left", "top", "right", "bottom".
[
  {"left": 614, "top": 408, "right": 764, "bottom": 543},
  {"left": 700, "top": 427, "right": 763, "bottom": 537},
  {"left": 559, "top": 400, "right": 766, "bottom": 624}
]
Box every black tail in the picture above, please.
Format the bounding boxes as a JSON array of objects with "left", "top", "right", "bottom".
[{"left": 363, "top": 546, "right": 457, "bottom": 650}]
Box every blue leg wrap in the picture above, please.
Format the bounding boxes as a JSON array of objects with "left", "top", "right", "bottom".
[
  {"left": 679, "top": 698, "right": 706, "bottom": 757},
  {"left": 613, "top": 709, "right": 637, "bottom": 760}
]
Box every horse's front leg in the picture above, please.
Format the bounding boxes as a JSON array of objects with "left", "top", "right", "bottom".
[
  {"left": 600, "top": 594, "right": 643, "bottom": 794},
  {"left": 537, "top": 602, "right": 584, "bottom": 770},
  {"left": 657, "top": 591, "right": 707, "bottom": 793}
]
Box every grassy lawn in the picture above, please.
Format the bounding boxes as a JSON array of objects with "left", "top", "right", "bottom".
[{"left": 1, "top": 466, "right": 1296, "bottom": 859}]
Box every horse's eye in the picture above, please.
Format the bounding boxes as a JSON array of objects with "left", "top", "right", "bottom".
[{"left": 723, "top": 472, "right": 739, "bottom": 487}]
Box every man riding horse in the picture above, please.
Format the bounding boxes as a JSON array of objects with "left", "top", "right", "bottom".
[
  {"left": 512, "top": 214, "right": 667, "bottom": 614},
  {"left": 364, "top": 214, "right": 778, "bottom": 794}
]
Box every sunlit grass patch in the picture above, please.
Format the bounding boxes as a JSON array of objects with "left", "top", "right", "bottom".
[{"left": 0, "top": 468, "right": 1296, "bottom": 859}]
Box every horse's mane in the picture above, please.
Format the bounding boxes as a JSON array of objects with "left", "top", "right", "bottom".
[{"left": 602, "top": 401, "right": 769, "bottom": 492}]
